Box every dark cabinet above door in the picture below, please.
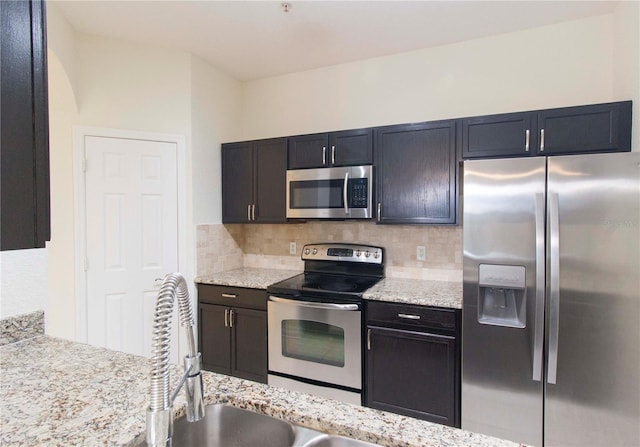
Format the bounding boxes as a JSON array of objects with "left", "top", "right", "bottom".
[
  {"left": 1, "top": 0, "right": 50, "bottom": 250},
  {"left": 461, "top": 100, "right": 632, "bottom": 159},
  {"left": 222, "top": 137, "right": 287, "bottom": 223},
  {"left": 288, "top": 128, "right": 372, "bottom": 169}
]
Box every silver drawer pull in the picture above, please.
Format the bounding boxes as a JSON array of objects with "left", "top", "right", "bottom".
[
  {"left": 221, "top": 293, "right": 237, "bottom": 299},
  {"left": 398, "top": 313, "right": 421, "bottom": 320}
]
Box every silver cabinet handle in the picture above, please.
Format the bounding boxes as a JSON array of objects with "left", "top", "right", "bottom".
[
  {"left": 331, "top": 145, "right": 336, "bottom": 165},
  {"left": 540, "top": 128, "right": 545, "bottom": 152},
  {"left": 525, "top": 129, "right": 530, "bottom": 152},
  {"left": 398, "top": 313, "right": 421, "bottom": 320},
  {"left": 322, "top": 146, "right": 327, "bottom": 165},
  {"left": 367, "top": 329, "right": 372, "bottom": 351},
  {"left": 269, "top": 296, "right": 359, "bottom": 311},
  {"left": 252, "top": 204, "right": 256, "bottom": 221},
  {"left": 377, "top": 202, "right": 381, "bottom": 222},
  {"left": 229, "top": 309, "right": 234, "bottom": 328},
  {"left": 221, "top": 293, "right": 237, "bottom": 299},
  {"left": 547, "top": 192, "right": 560, "bottom": 384},
  {"left": 247, "top": 204, "right": 251, "bottom": 221},
  {"left": 343, "top": 171, "right": 350, "bottom": 215},
  {"left": 532, "top": 193, "right": 545, "bottom": 381},
  {"left": 224, "top": 308, "right": 229, "bottom": 327}
]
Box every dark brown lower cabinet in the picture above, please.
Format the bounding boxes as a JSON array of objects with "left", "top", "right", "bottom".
[
  {"left": 365, "top": 302, "right": 460, "bottom": 427},
  {"left": 197, "top": 284, "right": 268, "bottom": 383}
]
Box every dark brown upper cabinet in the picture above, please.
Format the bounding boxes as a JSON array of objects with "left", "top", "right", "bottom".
[
  {"left": 288, "top": 128, "right": 373, "bottom": 169},
  {"left": 375, "top": 121, "right": 458, "bottom": 225},
  {"left": 1, "top": 0, "right": 50, "bottom": 250},
  {"left": 222, "top": 138, "right": 287, "bottom": 223},
  {"left": 461, "top": 100, "right": 632, "bottom": 159}
]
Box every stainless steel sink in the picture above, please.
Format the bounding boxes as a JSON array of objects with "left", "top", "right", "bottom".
[
  {"left": 141, "top": 404, "right": 380, "bottom": 447},
  {"left": 170, "top": 404, "right": 296, "bottom": 447},
  {"left": 301, "top": 434, "right": 380, "bottom": 447}
]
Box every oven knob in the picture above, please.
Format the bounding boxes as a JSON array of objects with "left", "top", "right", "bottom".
[
  {"left": 312, "top": 248, "right": 318, "bottom": 255},
  {"left": 374, "top": 251, "right": 380, "bottom": 259},
  {"left": 365, "top": 250, "right": 370, "bottom": 258},
  {"left": 355, "top": 250, "right": 361, "bottom": 257},
  {"left": 304, "top": 248, "right": 310, "bottom": 255}
]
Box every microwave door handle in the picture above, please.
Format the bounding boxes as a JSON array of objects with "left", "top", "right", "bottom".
[{"left": 343, "top": 171, "right": 350, "bottom": 215}]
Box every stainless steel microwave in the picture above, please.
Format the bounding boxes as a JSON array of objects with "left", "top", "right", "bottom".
[{"left": 286, "top": 165, "right": 373, "bottom": 219}]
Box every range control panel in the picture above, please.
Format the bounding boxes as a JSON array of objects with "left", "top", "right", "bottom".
[{"left": 301, "top": 243, "right": 383, "bottom": 264}]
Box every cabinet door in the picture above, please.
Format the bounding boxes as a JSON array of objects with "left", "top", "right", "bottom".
[
  {"left": 1, "top": 0, "right": 49, "bottom": 250},
  {"left": 222, "top": 142, "right": 253, "bottom": 223},
  {"left": 329, "top": 129, "right": 373, "bottom": 166},
  {"left": 462, "top": 112, "right": 535, "bottom": 159},
  {"left": 199, "top": 303, "right": 231, "bottom": 374},
  {"left": 288, "top": 133, "right": 329, "bottom": 169},
  {"left": 230, "top": 307, "right": 267, "bottom": 383},
  {"left": 254, "top": 138, "right": 287, "bottom": 223},
  {"left": 536, "top": 101, "right": 632, "bottom": 155},
  {"left": 375, "top": 121, "right": 457, "bottom": 224},
  {"left": 366, "top": 326, "right": 458, "bottom": 427}
]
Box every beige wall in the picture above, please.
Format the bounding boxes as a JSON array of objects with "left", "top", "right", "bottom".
[
  {"left": 43, "top": 4, "right": 243, "bottom": 339},
  {"left": 190, "top": 55, "right": 243, "bottom": 225},
  {"left": 613, "top": 1, "right": 640, "bottom": 151},
  {"left": 240, "top": 14, "right": 616, "bottom": 140}
]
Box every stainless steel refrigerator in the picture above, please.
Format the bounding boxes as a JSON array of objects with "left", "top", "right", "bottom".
[{"left": 462, "top": 152, "right": 639, "bottom": 447}]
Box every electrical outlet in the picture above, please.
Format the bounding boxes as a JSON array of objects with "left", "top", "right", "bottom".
[
  {"left": 289, "top": 242, "right": 297, "bottom": 255},
  {"left": 417, "top": 245, "right": 426, "bottom": 261}
]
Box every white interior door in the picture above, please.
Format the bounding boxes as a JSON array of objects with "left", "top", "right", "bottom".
[{"left": 84, "top": 135, "right": 179, "bottom": 363}]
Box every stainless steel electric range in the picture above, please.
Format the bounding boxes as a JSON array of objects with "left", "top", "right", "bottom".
[{"left": 266, "top": 243, "right": 384, "bottom": 405}]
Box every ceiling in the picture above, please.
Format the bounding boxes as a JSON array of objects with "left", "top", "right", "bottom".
[{"left": 53, "top": 1, "right": 619, "bottom": 81}]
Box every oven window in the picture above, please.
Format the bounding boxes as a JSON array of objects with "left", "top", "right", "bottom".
[
  {"left": 289, "top": 179, "right": 344, "bottom": 209},
  {"left": 281, "top": 319, "right": 345, "bottom": 367}
]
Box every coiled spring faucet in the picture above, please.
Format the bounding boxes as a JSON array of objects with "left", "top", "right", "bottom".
[{"left": 146, "top": 273, "right": 205, "bottom": 446}]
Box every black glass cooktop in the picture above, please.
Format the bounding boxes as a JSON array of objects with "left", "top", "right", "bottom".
[{"left": 267, "top": 272, "right": 381, "bottom": 299}]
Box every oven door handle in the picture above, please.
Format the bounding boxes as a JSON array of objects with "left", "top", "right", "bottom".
[{"left": 269, "top": 296, "right": 360, "bottom": 311}]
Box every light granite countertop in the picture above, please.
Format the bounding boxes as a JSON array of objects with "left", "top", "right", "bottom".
[
  {"left": 196, "top": 267, "right": 301, "bottom": 290},
  {"left": 363, "top": 277, "right": 462, "bottom": 309},
  {"left": 197, "top": 268, "right": 462, "bottom": 309},
  {"left": 1, "top": 334, "right": 523, "bottom": 447}
]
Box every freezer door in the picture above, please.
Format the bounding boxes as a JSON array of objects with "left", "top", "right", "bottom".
[
  {"left": 546, "top": 153, "right": 639, "bottom": 447},
  {"left": 462, "top": 157, "right": 546, "bottom": 446}
]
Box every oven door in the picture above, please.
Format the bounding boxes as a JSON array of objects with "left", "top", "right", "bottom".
[{"left": 267, "top": 296, "right": 362, "bottom": 390}]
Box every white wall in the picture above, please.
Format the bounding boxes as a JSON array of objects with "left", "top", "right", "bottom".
[
  {"left": 74, "top": 35, "right": 192, "bottom": 134},
  {"left": 43, "top": 7, "right": 244, "bottom": 339},
  {"left": 190, "top": 54, "right": 243, "bottom": 226},
  {"left": 613, "top": 1, "right": 640, "bottom": 151},
  {"left": 0, "top": 250, "right": 48, "bottom": 319},
  {"left": 46, "top": 49, "right": 80, "bottom": 339},
  {"left": 241, "top": 14, "right": 615, "bottom": 140}
]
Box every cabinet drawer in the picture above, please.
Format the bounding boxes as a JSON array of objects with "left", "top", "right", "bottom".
[
  {"left": 197, "top": 284, "right": 267, "bottom": 310},
  {"left": 367, "top": 301, "right": 457, "bottom": 332}
]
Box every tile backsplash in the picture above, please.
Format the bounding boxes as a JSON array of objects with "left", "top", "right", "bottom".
[{"left": 196, "top": 222, "right": 462, "bottom": 281}]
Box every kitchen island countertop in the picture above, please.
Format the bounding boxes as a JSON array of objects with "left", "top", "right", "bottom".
[{"left": 1, "top": 333, "right": 522, "bottom": 447}]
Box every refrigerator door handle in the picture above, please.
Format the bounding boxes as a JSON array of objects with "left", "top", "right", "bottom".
[
  {"left": 547, "top": 192, "right": 561, "bottom": 384},
  {"left": 532, "top": 193, "right": 545, "bottom": 381}
]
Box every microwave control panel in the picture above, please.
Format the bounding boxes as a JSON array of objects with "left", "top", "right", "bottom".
[{"left": 349, "top": 178, "right": 368, "bottom": 208}]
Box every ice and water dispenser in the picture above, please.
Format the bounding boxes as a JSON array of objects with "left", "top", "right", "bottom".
[{"left": 477, "top": 264, "right": 526, "bottom": 328}]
